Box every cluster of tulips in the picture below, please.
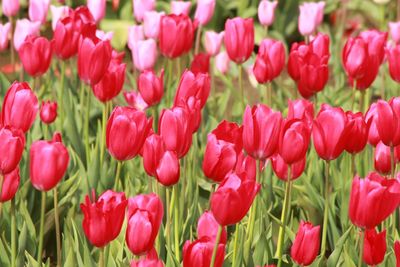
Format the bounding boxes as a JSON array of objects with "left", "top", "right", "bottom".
[{"left": 2, "top": 0, "right": 400, "bottom": 267}]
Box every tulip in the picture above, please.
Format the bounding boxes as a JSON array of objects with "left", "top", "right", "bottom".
[
  {"left": 387, "top": 44, "right": 400, "bottom": 83},
  {"left": 287, "top": 99, "right": 314, "bottom": 129},
  {"left": 349, "top": 172, "right": 400, "bottom": 228},
  {"left": 13, "top": 19, "right": 41, "bottom": 51},
  {"left": 375, "top": 98, "right": 400, "bottom": 147},
  {"left": 210, "top": 171, "right": 260, "bottom": 226},
  {"left": 2, "top": 0, "right": 20, "bottom": 17},
  {"left": 363, "top": 228, "right": 386, "bottom": 266},
  {"left": 0, "top": 126, "right": 25, "bottom": 175},
  {"left": 312, "top": 104, "right": 351, "bottom": 161},
  {"left": 212, "top": 120, "right": 243, "bottom": 153},
  {"left": 191, "top": 53, "right": 211, "bottom": 74},
  {"left": 197, "top": 211, "right": 227, "bottom": 244},
  {"left": 126, "top": 193, "right": 163, "bottom": 255},
  {"left": 131, "top": 39, "right": 158, "bottom": 71},
  {"left": 253, "top": 38, "right": 285, "bottom": 84},
  {"left": 395, "top": 241, "right": 400, "bottom": 267},
  {"left": 1, "top": 81, "right": 39, "bottom": 133},
  {"left": 138, "top": 69, "right": 164, "bottom": 107},
  {"left": 258, "top": 1, "right": 278, "bottom": 27},
  {"left": 298, "top": 1, "right": 325, "bottom": 36},
  {"left": 133, "top": 0, "right": 156, "bottom": 22},
  {"left": 40, "top": 101, "right": 58, "bottom": 124},
  {"left": 174, "top": 70, "right": 211, "bottom": 108},
  {"left": 279, "top": 119, "right": 310, "bottom": 165},
  {"left": 344, "top": 111, "right": 370, "bottom": 154},
  {"left": 127, "top": 25, "right": 144, "bottom": 51},
  {"left": 159, "top": 14, "right": 195, "bottom": 58},
  {"left": 235, "top": 152, "right": 256, "bottom": 181},
  {"left": 29, "top": 133, "right": 69, "bottom": 191},
  {"left": 74, "top": 6, "right": 96, "bottom": 23},
  {"left": 0, "top": 23, "right": 11, "bottom": 51},
  {"left": 242, "top": 104, "right": 282, "bottom": 160},
  {"left": 194, "top": 0, "right": 216, "bottom": 26},
  {"left": 143, "top": 11, "right": 165, "bottom": 39},
  {"left": 80, "top": 190, "right": 128, "bottom": 247},
  {"left": 0, "top": 167, "right": 20, "bottom": 202},
  {"left": 92, "top": 60, "right": 126, "bottom": 103},
  {"left": 130, "top": 249, "right": 164, "bottom": 267},
  {"left": 87, "top": 0, "right": 106, "bottom": 22},
  {"left": 19, "top": 35, "right": 53, "bottom": 77},
  {"left": 224, "top": 17, "right": 254, "bottom": 64},
  {"left": 204, "top": 31, "right": 224, "bottom": 56},
  {"left": 290, "top": 221, "right": 320, "bottom": 266},
  {"left": 106, "top": 106, "right": 152, "bottom": 161},
  {"left": 365, "top": 103, "right": 380, "bottom": 146},
  {"left": 183, "top": 237, "right": 225, "bottom": 267},
  {"left": 96, "top": 30, "right": 114, "bottom": 41},
  {"left": 271, "top": 154, "right": 306, "bottom": 181},
  {"left": 389, "top": 21, "right": 400, "bottom": 44},
  {"left": 50, "top": 5, "right": 71, "bottom": 30},
  {"left": 78, "top": 37, "right": 112, "bottom": 85},
  {"left": 124, "top": 91, "right": 149, "bottom": 111},
  {"left": 171, "top": 1, "right": 191, "bottom": 16},
  {"left": 215, "top": 51, "right": 230, "bottom": 74},
  {"left": 29, "top": 0, "right": 50, "bottom": 24},
  {"left": 374, "top": 141, "right": 392, "bottom": 175}
]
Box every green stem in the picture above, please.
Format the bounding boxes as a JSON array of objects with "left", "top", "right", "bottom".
[
  {"left": 37, "top": 191, "right": 46, "bottom": 263},
  {"left": 172, "top": 186, "right": 180, "bottom": 262},
  {"left": 99, "top": 247, "right": 105, "bottom": 267},
  {"left": 58, "top": 61, "right": 65, "bottom": 130},
  {"left": 264, "top": 25, "right": 268, "bottom": 37},
  {"left": 351, "top": 153, "right": 356, "bottom": 176},
  {"left": 167, "top": 59, "right": 173, "bottom": 106},
  {"left": 238, "top": 64, "right": 244, "bottom": 110},
  {"left": 114, "top": 161, "right": 123, "bottom": 191},
  {"left": 351, "top": 81, "right": 356, "bottom": 110},
  {"left": 9, "top": 16, "right": 15, "bottom": 74},
  {"left": 276, "top": 166, "right": 292, "bottom": 267},
  {"left": 11, "top": 198, "right": 16, "bottom": 267},
  {"left": 100, "top": 102, "right": 108, "bottom": 168},
  {"left": 232, "top": 224, "right": 239, "bottom": 267},
  {"left": 152, "top": 106, "right": 158, "bottom": 132},
  {"left": 166, "top": 188, "right": 172, "bottom": 255},
  {"left": 195, "top": 24, "right": 202, "bottom": 55},
  {"left": 391, "top": 145, "right": 395, "bottom": 178},
  {"left": 321, "top": 161, "right": 330, "bottom": 256},
  {"left": 358, "top": 229, "right": 365, "bottom": 267},
  {"left": 210, "top": 225, "right": 223, "bottom": 267},
  {"left": 84, "top": 84, "right": 91, "bottom": 166},
  {"left": 266, "top": 82, "right": 272, "bottom": 107},
  {"left": 359, "top": 90, "right": 365, "bottom": 112},
  {"left": 54, "top": 188, "right": 62, "bottom": 267}
]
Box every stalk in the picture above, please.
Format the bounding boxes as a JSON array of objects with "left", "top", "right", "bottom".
[
  {"left": 391, "top": 145, "right": 396, "bottom": 178},
  {"left": 11, "top": 198, "right": 16, "bottom": 267},
  {"left": 210, "top": 225, "right": 223, "bottom": 267},
  {"left": 166, "top": 60, "right": 173, "bottom": 106},
  {"left": 84, "top": 84, "right": 91, "bottom": 166},
  {"left": 238, "top": 64, "right": 244, "bottom": 110},
  {"left": 100, "top": 102, "right": 108, "bottom": 167},
  {"left": 194, "top": 25, "right": 202, "bottom": 55},
  {"left": 232, "top": 224, "right": 240, "bottom": 267},
  {"left": 37, "top": 192, "right": 46, "bottom": 263},
  {"left": 358, "top": 229, "right": 365, "bottom": 267},
  {"left": 9, "top": 16, "right": 15, "bottom": 73},
  {"left": 171, "top": 186, "right": 180, "bottom": 262},
  {"left": 351, "top": 82, "right": 357, "bottom": 110},
  {"left": 58, "top": 61, "right": 66, "bottom": 130},
  {"left": 0, "top": 175, "right": 3, "bottom": 218},
  {"left": 321, "top": 161, "right": 331, "bottom": 256},
  {"left": 99, "top": 247, "right": 105, "bottom": 267},
  {"left": 54, "top": 188, "right": 62, "bottom": 267},
  {"left": 114, "top": 161, "right": 123, "bottom": 191},
  {"left": 266, "top": 82, "right": 272, "bottom": 107}
]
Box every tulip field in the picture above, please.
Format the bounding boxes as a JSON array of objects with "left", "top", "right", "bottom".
[{"left": 3, "top": 0, "right": 400, "bottom": 266}]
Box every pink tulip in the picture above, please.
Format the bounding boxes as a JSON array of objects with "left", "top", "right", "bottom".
[
  {"left": 124, "top": 91, "right": 149, "bottom": 111},
  {"left": 13, "top": 19, "right": 41, "bottom": 51},
  {"left": 96, "top": 30, "right": 114, "bottom": 41},
  {"left": 171, "top": 1, "right": 191, "bottom": 16},
  {"left": 0, "top": 23, "right": 11, "bottom": 51},
  {"left": 143, "top": 11, "right": 165, "bottom": 39},
  {"left": 2, "top": 0, "right": 20, "bottom": 17},
  {"left": 194, "top": 0, "right": 216, "bottom": 26},
  {"left": 204, "top": 31, "right": 224, "bottom": 56},
  {"left": 128, "top": 25, "right": 145, "bottom": 51},
  {"left": 87, "top": 0, "right": 106, "bottom": 23},
  {"left": 215, "top": 51, "right": 230, "bottom": 74},
  {"left": 50, "top": 5, "right": 71, "bottom": 30},
  {"left": 133, "top": 0, "right": 156, "bottom": 22},
  {"left": 258, "top": 0, "right": 278, "bottom": 27},
  {"left": 29, "top": 0, "right": 50, "bottom": 24},
  {"left": 389, "top": 21, "right": 400, "bottom": 44},
  {"left": 298, "top": 1, "right": 325, "bottom": 36},
  {"left": 132, "top": 39, "right": 158, "bottom": 71}
]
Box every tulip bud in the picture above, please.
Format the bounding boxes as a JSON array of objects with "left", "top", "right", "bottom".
[
  {"left": 19, "top": 36, "right": 53, "bottom": 77},
  {"left": 344, "top": 111, "right": 370, "bottom": 154},
  {"left": 0, "top": 167, "right": 20, "bottom": 203},
  {"left": 279, "top": 119, "right": 310, "bottom": 165},
  {"left": 215, "top": 51, "right": 230, "bottom": 74},
  {"left": 2, "top": 0, "right": 20, "bottom": 17},
  {"left": 127, "top": 25, "right": 144, "bottom": 51},
  {"left": 287, "top": 99, "right": 314, "bottom": 129},
  {"left": 138, "top": 69, "right": 164, "bottom": 106},
  {"left": 394, "top": 241, "right": 400, "bottom": 266},
  {"left": 50, "top": 5, "right": 71, "bottom": 30},
  {"left": 40, "top": 101, "right": 58, "bottom": 124},
  {"left": 197, "top": 211, "right": 227, "bottom": 244},
  {"left": 13, "top": 19, "right": 41, "bottom": 51},
  {"left": 204, "top": 31, "right": 224, "bottom": 56},
  {"left": 143, "top": 11, "right": 165, "bottom": 39},
  {"left": 191, "top": 53, "right": 211, "bottom": 75},
  {"left": 363, "top": 228, "right": 386, "bottom": 266},
  {"left": 374, "top": 141, "right": 392, "bottom": 175},
  {"left": 132, "top": 39, "right": 158, "bottom": 71},
  {"left": 183, "top": 237, "right": 225, "bottom": 267},
  {"left": 96, "top": 30, "right": 114, "bottom": 41},
  {"left": 194, "top": 0, "right": 216, "bottom": 26},
  {"left": 174, "top": 70, "right": 211, "bottom": 109},
  {"left": 253, "top": 38, "right": 285, "bottom": 84},
  {"left": 290, "top": 221, "right": 320, "bottom": 266},
  {"left": 365, "top": 103, "right": 380, "bottom": 146},
  {"left": 376, "top": 98, "right": 400, "bottom": 147},
  {"left": 0, "top": 23, "right": 11, "bottom": 52},
  {"left": 235, "top": 152, "right": 256, "bottom": 181},
  {"left": 258, "top": 1, "right": 278, "bottom": 27},
  {"left": 171, "top": 1, "right": 191, "bottom": 16},
  {"left": 389, "top": 21, "right": 400, "bottom": 44},
  {"left": 0, "top": 127, "right": 25, "bottom": 176},
  {"left": 133, "top": 0, "right": 156, "bottom": 22},
  {"left": 87, "top": 0, "right": 106, "bottom": 23},
  {"left": 387, "top": 45, "right": 400, "bottom": 83},
  {"left": 124, "top": 91, "right": 149, "bottom": 111},
  {"left": 271, "top": 154, "right": 306, "bottom": 181},
  {"left": 29, "top": 0, "right": 50, "bottom": 24},
  {"left": 224, "top": 17, "right": 254, "bottom": 64},
  {"left": 298, "top": 2, "right": 325, "bottom": 36},
  {"left": 130, "top": 248, "right": 164, "bottom": 267}
]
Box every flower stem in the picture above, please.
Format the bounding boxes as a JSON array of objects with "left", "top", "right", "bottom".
[
  {"left": 100, "top": 102, "right": 108, "bottom": 168},
  {"left": 167, "top": 59, "right": 173, "bottom": 106},
  {"left": 238, "top": 64, "right": 244, "bottom": 110},
  {"left": 9, "top": 16, "right": 15, "bottom": 74},
  {"left": 58, "top": 61, "right": 66, "bottom": 130},
  {"left": 210, "top": 225, "right": 223, "bottom": 267},
  {"left": 84, "top": 84, "right": 91, "bottom": 166},
  {"left": 358, "top": 229, "right": 365, "bottom": 267},
  {"left": 54, "top": 188, "right": 62, "bottom": 267},
  {"left": 391, "top": 145, "right": 395, "bottom": 178},
  {"left": 37, "top": 191, "right": 46, "bottom": 263},
  {"left": 194, "top": 24, "right": 202, "bottom": 55},
  {"left": 351, "top": 81, "right": 357, "bottom": 110},
  {"left": 321, "top": 161, "right": 330, "bottom": 256},
  {"left": 232, "top": 224, "right": 240, "bottom": 267},
  {"left": 99, "top": 247, "right": 105, "bottom": 267},
  {"left": 171, "top": 185, "right": 180, "bottom": 262},
  {"left": 276, "top": 166, "right": 292, "bottom": 267},
  {"left": 11, "top": 198, "right": 16, "bottom": 267},
  {"left": 0, "top": 174, "right": 3, "bottom": 218},
  {"left": 114, "top": 161, "right": 123, "bottom": 191},
  {"left": 166, "top": 188, "right": 172, "bottom": 255},
  {"left": 266, "top": 82, "right": 272, "bottom": 107}
]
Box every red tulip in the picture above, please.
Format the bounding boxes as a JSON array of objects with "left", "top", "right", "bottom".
[
  {"left": 376, "top": 98, "right": 400, "bottom": 147},
  {"left": 253, "top": 38, "right": 285, "bottom": 83},
  {"left": 138, "top": 69, "right": 164, "bottom": 107},
  {"left": 365, "top": 103, "right": 380, "bottom": 146},
  {"left": 363, "top": 228, "right": 386, "bottom": 266},
  {"left": 159, "top": 14, "right": 195, "bottom": 58},
  {"left": 197, "top": 211, "right": 227, "bottom": 244},
  {"left": 74, "top": 6, "right": 96, "bottom": 25},
  {"left": 224, "top": 17, "right": 254, "bottom": 64},
  {"left": 344, "top": 111, "right": 370, "bottom": 154},
  {"left": 210, "top": 171, "right": 260, "bottom": 226},
  {"left": 0, "top": 167, "right": 20, "bottom": 202},
  {"left": 387, "top": 45, "right": 400, "bottom": 83},
  {"left": 40, "top": 101, "right": 58, "bottom": 124},
  {"left": 394, "top": 241, "right": 400, "bottom": 267},
  {"left": 80, "top": 190, "right": 127, "bottom": 247},
  {"left": 190, "top": 53, "right": 210, "bottom": 75},
  {"left": 349, "top": 172, "right": 400, "bottom": 228},
  {"left": 242, "top": 104, "right": 282, "bottom": 160},
  {"left": 29, "top": 133, "right": 69, "bottom": 191},
  {"left": 271, "top": 154, "right": 306, "bottom": 182},
  {"left": 19, "top": 35, "right": 53, "bottom": 77},
  {"left": 287, "top": 99, "right": 314, "bottom": 129},
  {"left": 78, "top": 37, "right": 112, "bottom": 85},
  {"left": 312, "top": 104, "right": 351, "bottom": 161},
  {"left": 106, "top": 106, "right": 152, "bottom": 161},
  {"left": 279, "top": 119, "right": 310, "bottom": 165},
  {"left": 0, "top": 126, "right": 25, "bottom": 175},
  {"left": 174, "top": 70, "right": 211, "bottom": 109},
  {"left": 212, "top": 120, "right": 243, "bottom": 153},
  {"left": 235, "top": 152, "right": 256, "bottom": 181},
  {"left": 1, "top": 82, "right": 38, "bottom": 133},
  {"left": 130, "top": 248, "right": 164, "bottom": 267},
  {"left": 183, "top": 237, "right": 225, "bottom": 267},
  {"left": 290, "top": 221, "right": 320, "bottom": 266},
  {"left": 374, "top": 141, "right": 392, "bottom": 175},
  {"left": 126, "top": 193, "right": 163, "bottom": 255}
]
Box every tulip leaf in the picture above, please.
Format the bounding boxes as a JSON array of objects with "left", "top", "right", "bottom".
[{"left": 326, "top": 226, "right": 353, "bottom": 267}]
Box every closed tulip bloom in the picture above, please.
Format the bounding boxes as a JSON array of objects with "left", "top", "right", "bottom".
[
  {"left": 194, "top": 0, "right": 216, "bottom": 26},
  {"left": 253, "top": 38, "right": 285, "bottom": 84},
  {"left": 133, "top": 0, "right": 156, "bottom": 22},
  {"left": 235, "top": 152, "right": 256, "bottom": 181},
  {"left": 96, "top": 30, "right": 114, "bottom": 41},
  {"left": 50, "top": 5, "right": 71, "bottom": 30},
  {"left": 363, "top": 228, "right": 386, "bottom": 266},
  {"left": 40, "top": 101, "right": 58, "bottom": 124},
  {"left": 106, "top": 106, "right": 152, "bottom": 161},
  {"left": 344, "top": 111, "right": 370, "bottom": 154},
  {"left": 258, "top": 1, "right": 278, "bottom": 27},
  {"left": 127, "top": 25, "right": 144, "bottom": 51},
  {"left": 130, "top": 249, "right": 164, "bottom": 267},
  {"left": 124, "top": 90, "right": 148, "bottom": 111},
  {"left": 395, "top": 241, "right": 400, "bottom": 266},
  {"left": 19, "top": 35, "right": 53, "bottom": 77},
  {"left": 29, "top": 0, "right": 50, "bottom": 24},
  {"left": 349, "top": 172, "right": 400, "bottom": 228},
  {"left": 287, "top": 99, "right": 314, "bottom": 129},
  {"left": 0, "top": 167, "right": 20, "bottom": 202},
  {"left": 215, "top": 51, "right": 230, "bottom": 74},
  {"left": 387, "top": 45, "right": 400, "bottom": 83},
  {"left": 171, "top": 1, "right": 191, "bottom": 16},
  {"left": 132, "top": 39, "right": 158, "bottom": 71},
  {"left": 243, "top": 104, "right": 282, "bottom": 160},
  {"left": 138, "top": 69, "right": 164, "bottom": 106},
  {"left": 174, "top": 70, "right": 211, "bottom": 108},
  {"left": 360, "top": 30, "right": 387, "bottom": 63},
  {"left": 183, "top": 237, "right": 225, "bottom": 267},
  {"left": 2, "top": 0, "right": 20, "bottom": 17},
  {"left": 1, "top": 81, "right": 39, "bottom": 133},
  {"left": 290, "top": 221, "right": 320, "bottom": 266},
  {"left": 81, "top": 190, "right": 128, "bottom": 247},
  {"left": 224, "top": 17, "right": 254, "bottom": 64},
  {"left": 29, "top": 133, "right": 69, "bottom": 191},
  {"left": 279, "top": 119, "right": 310, "bottom": 165},
  {"left": 389, "top": 21, "right": 400, "bottom": 44},
  {"left": 159, "top": 14, "right": 195, "bottom": 58},
  {"left": 92, "top": 60, "right": 126, "bottom": 102},
  {"left": 143, "top": 11, "right": 165, "bottom": 39},
  {"left": 78, "top": 37, "right": 112, "bottom": 85},
  {"left": 87, "top": 0, "right": 106, "bottom": 22},
  {"left": 204, "top": 31, "right": 224, "bottom": 56},
  {"left": 74, "top": 6, "right": 96, "bottom": 24},
  {"left": 126, "top": 193, "right": 163, "bottom": 255},
  {"left": 312, "top": 104, "right": 351, "bottom": 161},
  {"left": 211, "top": 171, "right": 260, "bottom": 226},
  {"left": 271, "top": 154, "right": 306, "bottom": 181},
  {"left": 365, "top": 103, "right": 380, "bottom": 146},
  {"left": 191, "top": 53, "right": 210, "bottom": 74},
  {"left": 0, "top": 23, "right": 11, "bottom": 51},
  {"left": 13, "top": 19, "right": 41, "bottom": 51},
  {"left": 376, "top": 98, "right": 400, "bottom": 146},
  {"left": 212, "top": 120, "right": 243, "bottom": 153},
  {"left": 374, "top": 141, "right": 392, "bottom": 175},
  {"left": 342, "top": 37, "right": 368, "bottom": 80},
  {"left": 0, "top": 126, "right": 25, "bottom": 175},
  {"left": 298, "top": 1, "right": 325, "bottom": 36},
  {"left": 197, "top": 211, "right": 227, "bottom": 244}
]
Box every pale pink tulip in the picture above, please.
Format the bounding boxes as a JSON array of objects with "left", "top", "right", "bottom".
[
  {"left": 50, "top": 5, "right": 71, "bottom": 30},
  {"left": 132, "top": 39, "right": 158, "bottom": 71},
  {"left": 96, "top": 30, "right": 114, "bottom": 41},
  {"left": 2, "top": 0, "right": 20, "bottom": 17},
  {"left": 194, "top": 0, "right": 216, "bottom": 26},
  {"left": 389, "top": 21, "right": 400, "bottom": 44},
  {"left": 171, "top": 1, "right": 191, "bottom": 16},
  {"left": 0, "top": 23, "right": 11, "bottom": 51},
  {"left": 204, "top": 31, "right": 224, "bottom": 56},
  {"left": 29, "top": 0, "right": 50, "bottom": 24},
  {"left": 143, "top": 11, "right": 165, "bottom": 39},
  {"left": 87, "top": 0, "right": 106, "bottom": 23},
  {"left": 215, "top": 51, "right": 230, "bottom": 74},
  {"left": 13, "top": 19, "right": 41, "bottom": 51},
  {"left": 133, "top": 0, "right": 156, "bottom": 22},
  {"left": 127, "top": 25, "right": 145, "bottom": 50},
  {"left": 298, "top": 1, "right": 325, "bottom": 36},
  {"left": 258, "top": 0, "right": 278, "bottom": 27}
]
